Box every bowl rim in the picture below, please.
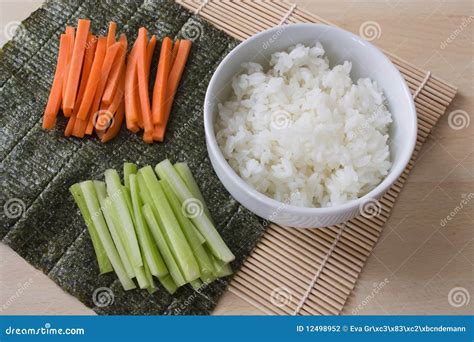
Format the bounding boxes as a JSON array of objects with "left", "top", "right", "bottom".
[{"left": 204, "top": 23, "right": 417, "bottom": 215}]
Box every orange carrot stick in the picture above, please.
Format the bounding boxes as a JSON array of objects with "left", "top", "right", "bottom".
[
  {"left": 146, "top": 35, "right": 157, "bottom": 74},
  {"left": 132, "top": 64, "right": 143, "bottom": 130},
  {"left": 84, "top": 104, "right": 96, "bottom": 135},
  {"left": 42, "top": 34, "right": 71, "bottom": 129},
  {"left": 106, "top": 22, "right": 116, "bottom": 48},
  {"left": 101, "top": 101, "right": 125, "bottom": 143},
  {"left": 136, "top": 28, "right": 154, "bottom": 143},
  {"left": 87, "top": 41, "right": 124, "bottom": 124},
  {"left": 65, "top": 33, "right": 97, "bottom": 137},
  {"left": 170, "top": 39, "right": 180, "bottom": 67},
  {"left": 64, "top": 115, "right": 76, "bottom": 136},
  {"left": 153, "top": 40, "right": 192, "bottom": 142},
  {"left": 62, "top": 26, "right": 75, "bottom": 116},
  {"left": 63, "top": 19, "right": 90, "bottom": 114},
  {"left": 102, "top": 34, "right": 127, "bottom": 105},
  {"left": 96, "top": 63, "right": 125, "bottom": 132},
  {"left": 124, "top": 38, "right": 140, "bottom": 131},
  {"left": 76, "top": 36, "right": 107, "bottom": 120},
  {"left": 151, "top": 36, "right": 172, "bottom": 125}
]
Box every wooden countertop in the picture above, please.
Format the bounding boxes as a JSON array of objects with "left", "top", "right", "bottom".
[{"left": 1, "top": 0, "right": 472, "bottom": 315}]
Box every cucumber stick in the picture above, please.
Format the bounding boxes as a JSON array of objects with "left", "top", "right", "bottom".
[
  {"left": 155, "top": 160, "right": 235, "bottom": 263},
  {"left": 139, "top": 166, "right": 200, "bottom": 283},
  {"left": 174, "top": 162, "right": 213, "bottom": 221},
  {"left": 93, "top": 181, "right": 135, "bottom": 279},
  {"left": 130, "top": 174, "right": 168, "bottom": 277},
  {"left": 79, "top": 181, "right": 135, "bottom": 290},
  {"left": 95, "top": 181, "right": 147, "bottom": 289},
  {"left": 69, "top": 184, "right": 113, "bottom": 274},
  {"left": 142, "top": 203, "right": 186, "bottom": 287},
  {"left": 160, "top": 179, "right": 214, "bottom": 275},
  {"left": 158, "top": 275, "right": 178, "bottom": 295},
  {"left": 123, "top": 163, "right": 137, "bottom": 189},
  {"left": 104, "top": 169, "right": 142, "bottom": 268}
]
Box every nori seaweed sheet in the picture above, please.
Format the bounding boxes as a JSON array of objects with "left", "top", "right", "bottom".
[{"left": 0, "top": 0, "right": 265, "bottom": 315}]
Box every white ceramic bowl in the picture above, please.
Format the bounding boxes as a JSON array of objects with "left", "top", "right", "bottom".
[{"left": 204, "top": 24, "right": 417, "bottom": 228}]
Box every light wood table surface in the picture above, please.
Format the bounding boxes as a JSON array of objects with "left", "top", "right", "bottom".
[{"left": 1, "top": 0, "right": 472, "bottom": 315}]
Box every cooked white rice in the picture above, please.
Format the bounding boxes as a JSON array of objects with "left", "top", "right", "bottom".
[{"left": 215, "top": 43, "right": 392, "bottom": 208}]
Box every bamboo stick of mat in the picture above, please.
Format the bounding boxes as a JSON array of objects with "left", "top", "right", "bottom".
[{"left": 176, "top": 0, "right": 457, "bottom": 315}]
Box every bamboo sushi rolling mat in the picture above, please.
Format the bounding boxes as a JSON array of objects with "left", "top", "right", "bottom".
[{"left": 176, "top": 0, "right": 458, "bottom": 315}]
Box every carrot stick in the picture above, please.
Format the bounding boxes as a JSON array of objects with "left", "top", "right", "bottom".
[
  {"left": 136, "top": 28, "right": 154, "bottom": 143},
  {"left": 42, "top": 34, "right": 71, "bottom": 129},
  {"left": 84, "top": 104, "right": 96, "bottom": 135},
  {"left": 95, "top": 38, "right": 126, "bottom": 128},
  {"left": 151, "top": 36, "right": 172, "bottom": 125},
  {"left": 170, "top": 39, "right": 180, "bottom": 67},
  {"left": 63, "top": 19, "right": 90, "bottom": 114},
  {"left": 102, "top": 34, "right": 127, "bottom": 105},
  {"left": 96, "top": 63, "right": 125, "bottom": 132},
  {"left": 106, "top": 22, "right": 116, "bottom": 48},
  {"left": 101, "top": 101, "right": 125, "bottom": 143},
  {"left": 76, "top": 36, "right": 107, "bottom": 120},
  {"left": 153, "top": 40, "right": 192, "bottom": 142},
  {"left": 88, "top": 41, "right": 124, "bottom": 125},
  {"left": 133, "top": 63, "right": 144, "bottom": 130},
  {"left": 124, "top": 38, "right": 140, "bottom": 132},
  {"left": 62, "top": 26, "right": 75, "bottom": 116},
  {"left": 146, "top": 35, "right": 157, "bottom": 74},
  {"left": 64, "top": 115, "right": 76, "bottom": 136},
  {"left": 65, "top": 33, "right": 97, "bottom": 137}
]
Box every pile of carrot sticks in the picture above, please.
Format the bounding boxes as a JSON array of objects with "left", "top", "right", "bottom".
[{"left": 42, "top": 19, "right": 192, "bottom": 144}]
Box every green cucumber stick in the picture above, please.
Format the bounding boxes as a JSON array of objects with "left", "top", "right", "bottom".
[
  {"left": 79, "top": 181, "right": 135, "bottom": 290},
  {"left": 70, "top": 184, "right": 113, "bottom": 274},
  {"left": 143, "top": 258, "right": 157, "bottom": 294},
  {"left": 134, "top": 265, "right": 149, "bottom": 289},
  {"left": 158, "top": 275, "right": 178, "bottom": 295},
  {"left": 174, "top": 162, "right": 213, "bottom": 221},
  {"left": 155, "top": 160, "right": 235, "bottom": 263},
  {"left": 191, "top": 222, "right": 206, "bottom": 245},
  {"left": 160, "top": 179, "right": 214, "bottom": 275},
  {"left": 103, "top": 182, "right": 148, "bottom": 285},
  {"left": 210, "top": 249, "right": 233, "bottom": 277},
  {"left": 140, "top": 166, "right": 200, "bottom": 283},
  {"left": 104, "top": 169, "right": 142, "bottom": 268},
  {"left": 93, "top": 181, "right": 135, "bottom": 278},
  {"left": 124, "top": 163, "right": 138, "bottom": 189},
  {"left": 142, "top": 203, "right": 186, "bottom": 287},
  {"left": 130, "top": 174, "right": 168, "bottom": 277},
  {"left": 190, "top": 279, "right": 203, "bottom": 290},
  {"left": 122, "top": 186, "right": 135, "bottom": 223}
]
